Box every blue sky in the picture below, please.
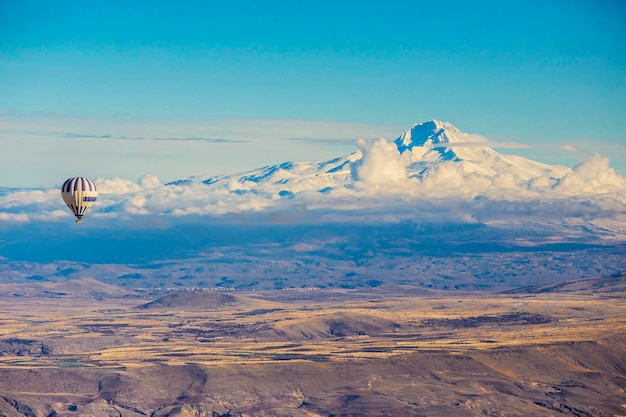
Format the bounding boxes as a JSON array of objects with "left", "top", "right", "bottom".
[{"left": 1, "top": 0, "right": 625, "bottom": 187}]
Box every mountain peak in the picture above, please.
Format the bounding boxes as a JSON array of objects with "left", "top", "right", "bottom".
[{"left": 394, "top": 120, "right": 466, "bottom": 152}]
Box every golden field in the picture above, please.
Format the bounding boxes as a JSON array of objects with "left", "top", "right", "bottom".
[{"left": 0, "top": 281, "right": 625, "bottom": 416}]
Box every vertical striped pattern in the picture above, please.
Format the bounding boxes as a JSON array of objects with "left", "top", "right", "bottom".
[{"left": 61, "top": 177, "right": 98, "bottom": 222}]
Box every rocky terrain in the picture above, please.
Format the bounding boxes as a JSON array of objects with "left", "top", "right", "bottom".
[{"left": 0, "top": 275, "right": 624, "bottom": 416}]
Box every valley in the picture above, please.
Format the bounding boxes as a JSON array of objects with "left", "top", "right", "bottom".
[{"left": 0, "top": 277, "right": 624, "bottom": 416}]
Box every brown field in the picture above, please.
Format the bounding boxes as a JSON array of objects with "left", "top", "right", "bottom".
[{"left": 0, "top": 282, "right": 625, "bottom": 417}]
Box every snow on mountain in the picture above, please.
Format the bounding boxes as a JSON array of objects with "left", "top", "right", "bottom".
[
  {"left": 395, "top": 120, "right": 470, "bottom": 150},
  {"left": 391, "top": 120, "right": 571, "bottom": 195},
  {"left": 171, "top": 120, "right": 571, "bottom": 201},
  {"left": 1, "top": 120, "right": 625, "bottom": 224}
]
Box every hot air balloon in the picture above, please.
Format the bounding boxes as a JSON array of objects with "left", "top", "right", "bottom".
[{"left": 61, "top": 177, "right": 98, "bottom": 223}]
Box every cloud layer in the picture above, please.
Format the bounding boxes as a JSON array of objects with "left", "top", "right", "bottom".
[{"left": 2, "top": 122, "right": 625, "bottom": 229}]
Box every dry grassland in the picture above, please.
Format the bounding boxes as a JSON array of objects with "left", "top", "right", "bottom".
[{"left": 0, "top": 289, "right": 625, "bottom": 416}]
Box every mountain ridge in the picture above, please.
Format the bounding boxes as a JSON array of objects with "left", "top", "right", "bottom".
[
  {"left": 150, "top": 120, "right": 605, "bottom": 207},
  {"left": 0, "top": 120, "right": 625, "bottom": 224},
  {"left": 169, "top": 119, "right": 567, "bottom": 191},
  {"left": 54, "top": 119, "right": 626, "bottom": 224}
]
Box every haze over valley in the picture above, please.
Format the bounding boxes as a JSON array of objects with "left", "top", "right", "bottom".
[{"left": 1, "top": 121, "right": 624, "bottom": 294}]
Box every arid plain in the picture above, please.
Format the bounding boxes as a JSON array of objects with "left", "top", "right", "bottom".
[{"left": 0, "top": 274, "right": 625, "bottom": 417}]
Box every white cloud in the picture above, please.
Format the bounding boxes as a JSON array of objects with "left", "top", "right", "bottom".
[
  {"left": 552, "top": 154, "right": 626, "bottom": 196},
  {"left": 1, "top": 124, "right": 625, "bottom": 228},
  {"left": 429, "top": 141, "right": 530, "bottom": 150},
  {"left": 0, "top": 189, "right": 58, "bottom": 208},
  {"left": 351, "top": 138, "right": 414, "bottom": 192},
  {"left": 561, "top": 144, "right": 579, "bottom": 152},
  {"left": 97, "top": 177, "right": 145, "bottom": 195},
  {"left": 138, "top": 174, "right": 162, "bottom": 189},
  {"left": 0, "top": 212, "right": 30, "bottom": 222}
]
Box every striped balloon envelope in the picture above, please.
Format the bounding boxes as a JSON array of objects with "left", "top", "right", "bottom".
[{"left": 61, "top": 177, "right": 98, "bottom": 223}]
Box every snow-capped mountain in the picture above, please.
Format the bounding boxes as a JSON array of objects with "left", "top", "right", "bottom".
[
  {"left": 394, "top": 120, "right": 571, "bottom": 188},
  {"left": 144, "top": 119, "right": 617, "bottom": 206},
  {"left": 86, "top": 119, "right": 623, "bottom": 223},
  {"left": 169, "top": 119, "right": 566, "bottom": 194},
  {"left": 1, "top": 120, "right": 625, "bottom": 224}
]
